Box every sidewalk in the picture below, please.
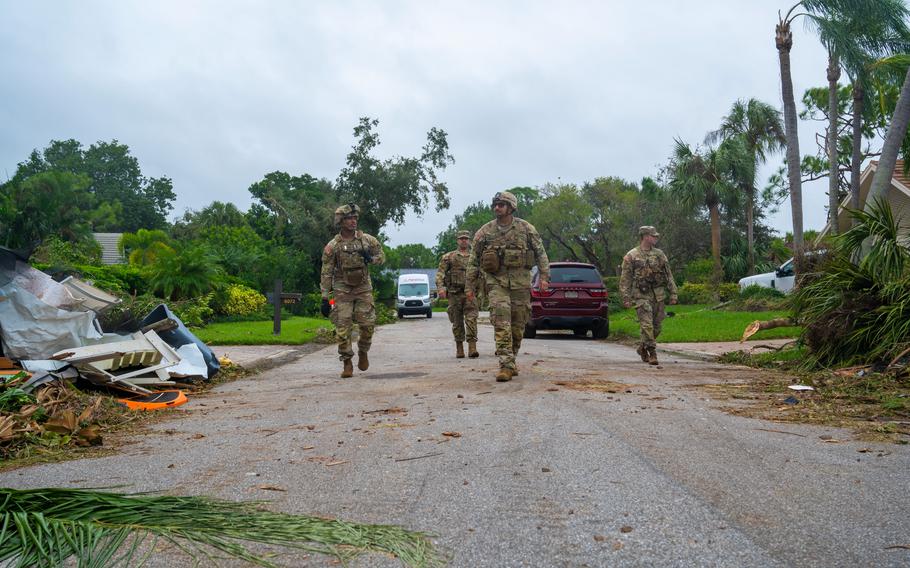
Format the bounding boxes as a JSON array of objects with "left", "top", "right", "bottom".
[{"left": 660, "top": 338, "right": 794, "bottom": 361}]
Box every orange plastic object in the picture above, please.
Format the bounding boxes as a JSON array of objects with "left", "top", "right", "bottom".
[{"left": 117, "top": 390, "right": 188, "bottom": 411}]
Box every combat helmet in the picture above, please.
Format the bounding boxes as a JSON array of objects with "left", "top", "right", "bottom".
[
  {"left": 491, "top": 191, "right": 518, "bottom": 210},
  {"left": 334, "top": 203, "right": 361, "bottom": 225}
]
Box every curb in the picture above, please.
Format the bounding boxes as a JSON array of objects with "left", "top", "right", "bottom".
[{"left": 658, "top": 347, "right": 719, "bottom": 362}]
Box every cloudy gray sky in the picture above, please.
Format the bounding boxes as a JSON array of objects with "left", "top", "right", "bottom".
[{"left": 1, "top": 1, "right": 836, "bottom": 246}]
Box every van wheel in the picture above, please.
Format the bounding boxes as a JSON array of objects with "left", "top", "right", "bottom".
[
  {"left": 523, "top": 325, "right": 536, "bottom": 339},
  {"left": 426, "top": 309, "right": 432, "bottom": 319},
  {"left": 592, "top": 320, "right": 609, "bottom": 339},
  {"left": 397, "top": 310, "right": 403, "bottom": 319}
]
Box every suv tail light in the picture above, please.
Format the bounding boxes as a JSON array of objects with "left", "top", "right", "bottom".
[
  {"left": 588, "top": 289, "right": 608, "bottom": 298},
  {"left": 531, "top": 287, "right": 556, "bottom": 298}
]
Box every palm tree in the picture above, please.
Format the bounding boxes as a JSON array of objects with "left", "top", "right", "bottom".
[
  {"left": 668, "top": 140, "right": 744, "bottom": 286},
  {"left": 775, "top": 0, "right": 883, "bottom": 271},
  {"left": 117, "top": 228, "right": 173, "bottom": 266},
  {"left": 868, "top": 63, "right": 910, "bottom": 205},
  {"left": 816, "top": 0, "right": 910, "bottom": 234},
  {"left": 707, "top": 99, "right": 786, "bottom": 274}
]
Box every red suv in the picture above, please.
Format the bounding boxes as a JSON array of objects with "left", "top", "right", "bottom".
[{"left": 524, "top": 262, "right": 609, "bottom": 339}]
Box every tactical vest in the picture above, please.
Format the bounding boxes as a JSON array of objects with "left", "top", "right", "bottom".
[
  {"left": 335, "top": 236, "right": 368, "bottom": 287},
  {"left": 445, "top": 252, "right": 468, "bottom": 290},
  {"left": 632, "top": 252, "right": 668, "bottom": 291},
  {"left": 480, "top": 222, "right": 535, "bottom": 274}
]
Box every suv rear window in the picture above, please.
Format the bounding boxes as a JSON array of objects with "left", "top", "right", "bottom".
[{"left": 550, "top": 266, "right": 602, "bottom": 284}]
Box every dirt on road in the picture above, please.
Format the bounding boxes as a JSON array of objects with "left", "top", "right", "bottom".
[{"left": 3, "top": 316, "right": 909, "bottom": 567}]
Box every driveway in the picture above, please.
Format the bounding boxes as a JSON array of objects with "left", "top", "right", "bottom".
[{"left": 3, "top": 316, "right": 908, "bottom": 567}]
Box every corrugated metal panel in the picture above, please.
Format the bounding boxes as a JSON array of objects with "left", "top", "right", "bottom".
[{"left": 93, "top": 233, "right": 125, "bottom": 265}]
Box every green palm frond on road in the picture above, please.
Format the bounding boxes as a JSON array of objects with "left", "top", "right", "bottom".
[{"left": 0, "top": 487, "right": 443, "bottom": 568}]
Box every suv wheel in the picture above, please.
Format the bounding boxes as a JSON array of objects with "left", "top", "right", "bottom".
[
  {"left": 523, "top": 325, "right": 537, "bottom": 339},
  {"left": 592, "top": 320, "right": 609, "bottom": 339}
]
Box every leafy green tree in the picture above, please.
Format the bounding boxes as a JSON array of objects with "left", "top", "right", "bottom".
[
  {"left": 12, "top": 139, "right": 176, "bottom": 231},
  {"left": 171, "top": 201, "right": 249, "bottom": 240},
  {"left": 0, "top": 171, "right": 95, "bottom": 251},
  {"left": 118, "top": 229, "right": 173, "bottom": 266},
  {"left": 528, "top": 184, "right": 599, "bottom": 267},
  {"left": 708, "top": 99, "right": 786, "bottom": 274},
  {"left": 335, "top": 117, "right": 454, "bottom": 235},
  {"left": 386, "top": 243, "right": 437, "bottom": 269},
  {"left": 199, "top": 225, "right": 269, "bottom": 287},
  {"left": 434, "top": 201, "right": 492, "bottom": 256}
]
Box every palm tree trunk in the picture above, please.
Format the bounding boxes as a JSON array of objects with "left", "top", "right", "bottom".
[
  {"left": 746, "top": 186, "right": 755, "bottom": 274},
  {"left": 777, "top": 20, "right": 804, "bottom": 272},
  {"left": 827, "top": 51, "right": 841, "bottom": 236},
  {"left": 710, "top": 204, "right": 722, "bottom": 285},
  {"left": 850, "top": 82, "right": 864, "bottom": 219},
  {"left": 869, "top": 65, "right": 910, "bottom": 204}
]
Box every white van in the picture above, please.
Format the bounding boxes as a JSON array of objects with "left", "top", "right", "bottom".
[{"left": 396, "top": 273, "right": 432, "bottom": 318}]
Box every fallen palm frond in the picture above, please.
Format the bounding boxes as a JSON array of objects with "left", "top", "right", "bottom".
[{"left": 0, "top": 487, "right": 443, "bottom": 568}]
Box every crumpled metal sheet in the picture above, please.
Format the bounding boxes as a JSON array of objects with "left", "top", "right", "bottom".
[{"left": 0, "top": 286, "right": 103, "bottom": 359}]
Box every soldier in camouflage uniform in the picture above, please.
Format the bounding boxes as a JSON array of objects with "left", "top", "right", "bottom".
[
  {"left": 619, "top": 226, "right": 678, "bottom": 365},
  {"left": 436, "top": 230, "right": 479, "bottom": 359},
  {"left": 467, "top": 191, "right": 549, "bottom": 382},
  {"left": 320, "top": 203, "right": 385, "bottom": 378}
]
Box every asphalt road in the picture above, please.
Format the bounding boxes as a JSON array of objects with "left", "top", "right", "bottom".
[{"left": 3, "top": 316, "right": 909, "bottom": 567}]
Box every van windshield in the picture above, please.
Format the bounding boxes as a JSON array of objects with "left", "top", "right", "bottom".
[{"left": 399, "top": 283, "right": 428, "bottom": 297}]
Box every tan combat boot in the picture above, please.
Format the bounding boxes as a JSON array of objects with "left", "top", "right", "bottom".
[
  {"left": 456, "top": 342, "right": 465, "bottom": 358},
  {"left": 468, "top": 341, "right": 479, "bottom": 358},
  {"left": 636, "top": 344, "right": 649, "bottom": 363},
  {"left": 647, "top": 347, "right": 659, "bottom": 366},
  {"left": 357, "top": 351, "right": 369, "bottom": 371},
  {"left": 495, "top": 367, "right": 514, "bottom": 382},
  {"left": 341, "top": 359, "right": 354, "bottom": 378}
]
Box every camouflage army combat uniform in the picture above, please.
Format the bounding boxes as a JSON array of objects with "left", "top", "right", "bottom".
[
  {"left": 467, "top": 192, "right": 549, "bottom": 381},
  {"left": 321, "top": 204, "right": 385, "bottom": 376},
  {"left": 436, "top": 230, "right": 479, "bottom": 358},
  {"left": 619, "top": 226, "right": 678, "bottom": 365}
]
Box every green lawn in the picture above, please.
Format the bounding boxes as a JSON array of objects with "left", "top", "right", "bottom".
[
  {"left": 608, "top": 304, "right": 800, "bottom": 342},
  {"left": 194, "top": 316, "right": 331, "bottom": 345}
]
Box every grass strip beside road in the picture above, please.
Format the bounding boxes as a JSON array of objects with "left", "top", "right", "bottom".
[
  {"left": 194, "top": 316, "right": 331, "bottom": 345},
  {"left": 609, "top": 304, "right": 800, "bottom": 342}
]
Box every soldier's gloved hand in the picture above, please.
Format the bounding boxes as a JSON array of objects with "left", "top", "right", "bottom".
[
  {"left": 320, "top": 298, "right": 331, "bottom": 317},
  {"left": 360, "top": 249, "right": 373, "bottom": 264},
  {"left": 669, "top": 296, "right": 678, "bottom": 305},
  {"left": 438, "top": 289, "right": 447, "bottom": 299},
  {"left": 623, "top": 299, "right": 632, "bottom": 309}
]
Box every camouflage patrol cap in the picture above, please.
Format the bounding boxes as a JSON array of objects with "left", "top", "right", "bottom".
[
  {"left": 456, "top": 230, "right": 471, "bottom": 239},
  {"left": 639, "top": 225, "right": 660, "bottom": 237},
  {"left": 492, "top": 191, "right": 518, "bottom": 209},
  {"left": 335, "top": 203, "right": 361, "bottom": 218}
]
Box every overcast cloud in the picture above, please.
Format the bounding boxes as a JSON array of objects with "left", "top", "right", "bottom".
[{"left": 1, "top": 1, "right": 836, "bottom": 246}]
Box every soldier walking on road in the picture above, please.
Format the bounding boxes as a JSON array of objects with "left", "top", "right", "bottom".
[
  {"left": 467, "top": 191, "right": 549, "bottom": 382},
  {"left": 620, "top": 226, "right": 678, "bottom": 365},
  {"left": 437, "top": 230, "right": 480, "bottom": 359},
  {"left": 320, "top": 203, "right": 385, "bottom": 378}
]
